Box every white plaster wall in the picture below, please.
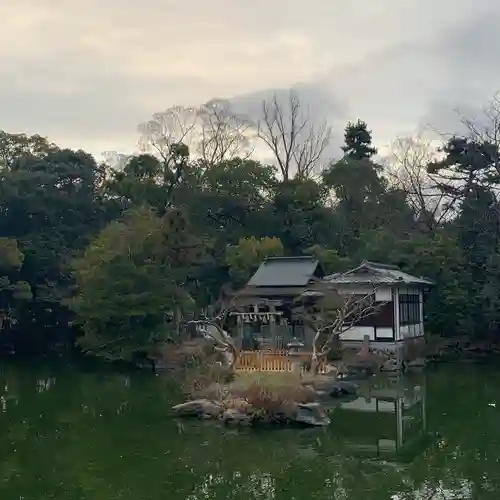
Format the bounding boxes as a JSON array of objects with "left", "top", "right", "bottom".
[
  {"left": 376, "top": 327, "right": 394, "bottom": 339},
  {"left": 375, "top": 288, "right": 392, "bottom": 302},
  {"left": 334, "top": 284, "right": 393, "bottom": 301},
  {"left": 341, "top": 326, "right": 375, "bottom": 341}
]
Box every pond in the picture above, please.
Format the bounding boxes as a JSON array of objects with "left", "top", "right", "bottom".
[{"left": 0, "top": 360, "right": 499, "bottom": 500}]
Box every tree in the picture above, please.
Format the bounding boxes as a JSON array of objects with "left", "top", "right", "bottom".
[
  {"left": 454, "top": 91, "right": 500, "bottom": 177},
  {"left": 72, "top": 207, "right": 202, "bottom": 362},
  {"left": 138, "top": 105, "right": 198, "bottom": 161},
  {"left": 196, "top": 99, "right": 254, "bottom": 165},
  {"left": 0, "top": 131, "right": 58, "bottom": 169},
  {"left": 271, "top": 177, "right": 329, "bottom": 253},
  {"left": 138, "top": 100, "right": 254, "bottom": 167},
  {"left": 292, "top": 282, "right": 385, "bottom": 372},
  {"left": 225, "top": 236, "right": 284, "bottom": 286},
  {"left": 427, "top": 136, "right": 499, "bottom": 207},
  {"left": 106, "top": 146, "right": 190, "bottom": 215},
  {"left": 323, "top": 121, "right": 410, "bottom": 253},
  {"left": 385, "top": 135, "right": 452, "bottom": 233},
  {"left": 0, "top": 238, "right": 32, "bottom": 332},
  {"left": 341, "top": 119, "right": 377, "bottom": 160},
  {"left": 257, "top": 91, "right": 331, "bottom": 180},
  {"left": 0, "top": 143, "right": 108, "bottom": 353}
]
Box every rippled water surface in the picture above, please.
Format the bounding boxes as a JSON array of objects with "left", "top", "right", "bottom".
[{"left": 0, "top": 360, "right": 499, "bottom": 499}]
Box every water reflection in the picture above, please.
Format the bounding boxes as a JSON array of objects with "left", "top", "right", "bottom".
[
  {"left": 0, "top": 362, "right": 498, "bottom": 499},
  {"left": 330, "top": 374, "right": 429, "bottom": 460}
]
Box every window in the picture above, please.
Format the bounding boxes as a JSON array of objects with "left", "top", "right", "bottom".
[{"left": 399, "top": 293, "right": 421, "bottom": 325}]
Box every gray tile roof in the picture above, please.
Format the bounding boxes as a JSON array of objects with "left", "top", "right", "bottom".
[
  {"left": 324, "top": 261, "right": 434, "bottom": 286},
  {"left": 247, "top": 256, "right": 321, "bottom": 287}
]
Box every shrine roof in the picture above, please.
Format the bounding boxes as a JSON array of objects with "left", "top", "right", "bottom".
[{"left": 246, "top": 256, "right": 324, "bottom": 288}]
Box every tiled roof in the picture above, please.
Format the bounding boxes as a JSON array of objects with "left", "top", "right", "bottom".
[
  {"left": 247, "top": 256, "right": 322, "bottom": 287},
  {"left": 324, "top": 261, "right": 434, "bottom": 286}
]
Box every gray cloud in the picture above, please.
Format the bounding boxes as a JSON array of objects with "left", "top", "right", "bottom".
[{"left": 1, "top": 0, "right": 500, "bottom": 157}]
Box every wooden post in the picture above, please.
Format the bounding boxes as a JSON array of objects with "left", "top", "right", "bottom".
[
  {"left": 269, "top": 305, "right": 276, "bottom": 350},
  {"left": 237, "top": 315, "right": 243, "bottom": 350}
]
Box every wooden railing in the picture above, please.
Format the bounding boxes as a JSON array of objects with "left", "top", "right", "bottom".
[{"left": 235, "top": 350, "right": 328, "bottom": 374}]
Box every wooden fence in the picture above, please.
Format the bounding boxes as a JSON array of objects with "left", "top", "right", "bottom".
[{"left": 235, "top": 350, "right": 328, "bottom": 374}]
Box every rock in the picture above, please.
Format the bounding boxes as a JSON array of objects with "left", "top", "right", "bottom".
[
  {"left": 340, "top": 362, "right": 374, "bottom": 380},
  {"left": 223, "top": 397, "right": 252, "bottom": 414},
  {"left": 329, "top": 381, "right": 358, "bottom": 398},
  {"left": 306, "top": 376, "right": 358, "bottom": 399},
  {"left": 380, "top": 358, "right": 402, "bottom": 372},
  {"left": 222, "top": 409, "right": 252, "bottom": 426},
  {"left": 407, "top": 357, "right": 426, "bottom": 369},
  {"left": 293, "top": 403, "right": 331, "bottom": 426},
  {"left": 172, "top": 399, "right": 223, "bottom": 419}
]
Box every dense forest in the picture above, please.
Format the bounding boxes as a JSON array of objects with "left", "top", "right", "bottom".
[{"left": 1, "top": 92, "right": 500, "bottom": 361}]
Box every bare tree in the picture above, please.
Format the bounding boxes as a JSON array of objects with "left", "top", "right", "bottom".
[
  {"left": 101, "top": 151, "right": 133, "bottom": 171},
  {"left": 455, "top": 92, "right": 500, "bottom": 175},
  {"left": 384, "top": 135, "right": 453, "bottom": 232},
  {"left": 186, "top": 293, "right": 251, "bottom": 369},
  {"left": 293, "top": 283, "right": 386, "bottom": 373},
  {"left": 257, "top": 91, "right": 331, "bottom": 180},
  {"left": 138, "top": 100, "right": 255, "bottom": 167},
  {"left": 196, "top": 99, "right": 255, "bottom": 166},
  {"left": 138, "top": 105, "right": 198, "bottom": 161}
]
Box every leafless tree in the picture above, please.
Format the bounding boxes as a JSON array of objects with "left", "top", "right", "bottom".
[
  {"left": 455, "top": 91, "right": 500, "bottom": 175},
  {"left": 384, "top": 135, "right": 453, "bottom": 232},
  {"left": 138, "top": 105, "right": 198, "bottom": 161},
  {"left": 257, "top": 91, "right": 331, "bottom": 180},
  {"left": 186, "top": 292, "right": 255, "bottom": 369},
  {"left": 138, "top": 100, "right": 255, "bottom": 167},
  {"left": 196, "top": 99, "right": 255, "bottom": 166},
  {"left": 293, "top": 283, "right": 386, "bottom": 373},
  {"left": 101, "top": 151, "right": 133, "bottom": 171}
]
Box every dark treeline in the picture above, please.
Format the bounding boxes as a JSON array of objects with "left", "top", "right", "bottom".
[{"left": 1, "top": 92, "right": 500, "bottom": 361}]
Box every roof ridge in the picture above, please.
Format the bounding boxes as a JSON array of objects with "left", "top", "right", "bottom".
[
  {"left": 264, "top": 255, "right": 317, "bottom": 262},
  {"left": 362, "top": 260, "right": 401, "bottom": 271}
]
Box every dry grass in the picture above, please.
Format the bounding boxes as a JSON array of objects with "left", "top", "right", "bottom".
[{"left": 225, "top": 372, "right": 317, "bottom": 420}]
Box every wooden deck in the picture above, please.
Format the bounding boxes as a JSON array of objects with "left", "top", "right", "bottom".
[{"left": 235, "top": 350, "right": 329, "bottom": 374}]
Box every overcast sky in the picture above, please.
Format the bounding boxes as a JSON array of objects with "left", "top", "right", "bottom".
[{"left": 2, "top": 0, "right": 500, "bottom": 158}]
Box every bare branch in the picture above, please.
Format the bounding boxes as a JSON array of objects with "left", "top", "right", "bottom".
[
  {"left": 257, "top": 90, "right": 331, "bottom": 180},
  {"left": 384, "top": 135, "right": 454, "bottom": 231},
  {"left": 138, "top": 106, "right": 198, "bottom": 161},
  {"left": 186, "top": 288, "right": 255, "bottom": 368},
  {"left": 455, "top": 91, "right": 500, "bottom": 175},
  {"left": 196, "top": 99, "right": 255, "bottom": 166},
  {"left": 294, "top": 283, "right": 386, "bottom": 367}
]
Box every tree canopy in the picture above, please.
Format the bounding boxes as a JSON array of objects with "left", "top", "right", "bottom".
[{"left": 2, "top": 92, "right": 500, "bottom": 359}]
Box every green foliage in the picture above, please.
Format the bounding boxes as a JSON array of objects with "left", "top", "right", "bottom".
[
  {"left": 341, "top": 119, "right": 378, "bottom": 160},
  {"left": 225, "top": 236, "right": 284, "bottom": 286},
  {"left": 4, "top": 100, "right": 500, "bottom": 357},
  {"left": 72, "top": 208, "right": 180, "bottom": 361}
]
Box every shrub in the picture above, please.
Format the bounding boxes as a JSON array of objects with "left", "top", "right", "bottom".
[{"left": 227, "top": 372, "right": 316, "bottom": 421}]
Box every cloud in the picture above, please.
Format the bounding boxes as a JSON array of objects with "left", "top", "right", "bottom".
[{"left": 1, "top": 0, "right": 500, "bottom": 158}]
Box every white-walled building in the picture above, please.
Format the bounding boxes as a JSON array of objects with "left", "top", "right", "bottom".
[
  {"left": 230, "top": 257, "right": 433, "bottom": 358},
  {"left": 324, "top": 261, "right": 434, "bottom": 354}
]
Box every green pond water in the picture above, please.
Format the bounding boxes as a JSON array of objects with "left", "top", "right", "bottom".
[{"left": 0, "top": 360, "right": 499, "bottom": 500}]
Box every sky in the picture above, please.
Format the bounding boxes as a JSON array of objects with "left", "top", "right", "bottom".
[{"left": 2, "top": 0, "right": 500, "bottom": 159}]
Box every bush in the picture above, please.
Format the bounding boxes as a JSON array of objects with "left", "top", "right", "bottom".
[{"left": 226, "top": 372, "right": 316, "bottom": 421}]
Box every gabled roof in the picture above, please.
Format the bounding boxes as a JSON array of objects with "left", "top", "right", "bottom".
[
  {"left": 324, "top": 261, "right": 434, "bottom": 286},
  {"left": 247, "top": 256, "right": 324, "bottom": 288}
]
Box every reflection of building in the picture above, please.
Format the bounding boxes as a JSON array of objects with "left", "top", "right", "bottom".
[{"left": 331, "top": 375, "right": 428, "bottom": 459}]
